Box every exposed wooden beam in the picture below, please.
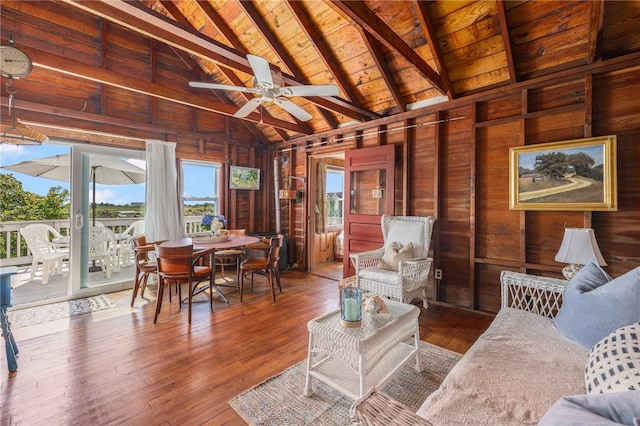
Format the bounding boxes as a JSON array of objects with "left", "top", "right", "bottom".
[
  {"left": 161, "top": 0, "right": 288, "bottom": 142},
  {"left": 414, "top": 1, "right": 455, "bottom": 99},
  {"left": 360, "top": 29, "right": 407, "bottom": 112},
  {"left": 496, "top": 0, "right": 517, "bottom": 84},
  {"left": 285, "top": 0, "right": 363, "bottom": 106},
  {"left": 330, "top": 0, "right": 445, "bottom": 95},
  {"left": 24, "top": 45, "right": 309, "bottom": 134},
  {"left": 0, "top": 97, "right": 253, "bottom": 146},
  {"left": 588, "top": 0, "right": 605, "bottom": 64},
  {"left": 60, "top": 0, "right": 377, "bottom": 122}
]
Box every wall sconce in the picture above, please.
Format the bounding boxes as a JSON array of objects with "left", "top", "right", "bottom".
[{"left": 555, "top": 228, "right": 607, "bottom": 280}]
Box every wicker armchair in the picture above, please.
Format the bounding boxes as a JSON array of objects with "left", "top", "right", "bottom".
[{"left": 350, "top": 215, "right": 435, "bottom": 308}]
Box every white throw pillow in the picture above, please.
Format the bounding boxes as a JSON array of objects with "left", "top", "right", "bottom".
[
  {"left": 387, "top": 220, "right": 425, "bottom": 258},
  {"left": 379, "top": 241, "right": 413, "bottom": 271}
]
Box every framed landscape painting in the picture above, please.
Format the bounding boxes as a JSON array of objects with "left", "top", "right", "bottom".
[
  {"left": 229, "top": 166, "right": 261, "bottom": 190},
  {"left": 509, "top": 135, "right": 617, "bottom": 211}
]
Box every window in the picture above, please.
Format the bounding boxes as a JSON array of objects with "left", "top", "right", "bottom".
[
  {"left": 326, "top": 167, "right": 344, "bottom": 227},
  {"left": 181, "top": 160, "right": 222, "bottom": 230}
]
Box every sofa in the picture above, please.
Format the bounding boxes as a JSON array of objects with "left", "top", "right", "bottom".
[{"left": 353, "top": 263, "right": 640, "bottom": 425}]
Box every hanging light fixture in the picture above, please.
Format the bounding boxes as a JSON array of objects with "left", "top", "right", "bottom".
[
  {"left": 0, "top": 79, "right": 47, "bottom": 145},
  {"left": 1, "top": 36, "right": 47, "bottom": 145}
]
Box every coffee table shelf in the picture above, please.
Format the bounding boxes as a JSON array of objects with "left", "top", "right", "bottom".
[{"left": 304, "top": 299, "right": 421, "bottom": 400}]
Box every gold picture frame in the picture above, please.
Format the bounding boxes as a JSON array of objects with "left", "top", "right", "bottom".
[{"left": 509, "top": 135, "right": 617, "bottom": 211}]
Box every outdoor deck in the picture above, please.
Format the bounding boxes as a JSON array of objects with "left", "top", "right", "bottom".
[
  {"left": 9, "top": 260, "right": 250, "bottom": 308},
  {"left": 10, "top": 263, "right": 137, "bottom": 307}
]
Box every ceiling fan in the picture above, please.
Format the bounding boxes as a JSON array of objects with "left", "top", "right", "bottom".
[{"left": 189, "top": 54, "right": 339, "bottom": 122}]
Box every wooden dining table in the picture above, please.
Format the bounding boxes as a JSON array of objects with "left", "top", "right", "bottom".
[{"left": 160, "top": 235, "right": 260, "bottom": 303}]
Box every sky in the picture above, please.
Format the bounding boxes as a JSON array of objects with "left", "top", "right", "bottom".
[
  {"left": 0, "top": 142, "right": 145, "bottom": 205},
  {"left": 1, "top": 142, "right": 344, "bottom": 206},
  {"left": 518, "top": 145, "right": 604, "bottom": 171}
]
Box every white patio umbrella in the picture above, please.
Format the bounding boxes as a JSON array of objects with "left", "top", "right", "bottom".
[{"left": 1, "top": 153, "right": 146, "bottom": 224}]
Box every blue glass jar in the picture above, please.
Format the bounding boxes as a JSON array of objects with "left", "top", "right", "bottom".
[{"left": 341, "top": 286, "right": 362, "bottom": 328}]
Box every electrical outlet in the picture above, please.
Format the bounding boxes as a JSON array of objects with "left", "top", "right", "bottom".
[{"left": 435, "top": 269, "right": 443, "bottom": 280}]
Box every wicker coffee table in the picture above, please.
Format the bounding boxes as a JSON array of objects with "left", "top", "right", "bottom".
[{"left": 303, "top": 299, "right": 422, "bottom": 400}]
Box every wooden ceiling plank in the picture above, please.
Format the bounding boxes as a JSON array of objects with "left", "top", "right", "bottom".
[
  {"left": 60, "top": 0, "right": 373, "bottom": 122},
  {"left": 285, "top": 0, "right": 361, "bottom": 104},
  {"left": 495, "top": 0, "right": 517, "bottom": 84},
  {"left": 330, "top": 0, "right": 445, "bottom": 94},
  {"left": 414, "top": 1, "right": 455, "bottom": 99},
  {"left": 360, "top": 29, "right": 406, "bottom": 112}
]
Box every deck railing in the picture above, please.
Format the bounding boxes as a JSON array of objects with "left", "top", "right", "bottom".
[{"left": 0, "top": 217, "right": 206, "bottom": 268}]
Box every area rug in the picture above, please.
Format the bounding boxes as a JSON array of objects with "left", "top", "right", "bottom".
[
  {"left": 7, "top": 294, "right": 116, "bottom": 328},
  {"left": 229, "top": 341, "right": 461, "bottom": 425}
]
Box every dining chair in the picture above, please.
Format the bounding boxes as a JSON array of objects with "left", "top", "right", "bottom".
[
  {"left": 239, "top": 234, "right": 284, "bottom": 302},
  {"left": 19, "top": 224, "right": 69, "bottom": 284},
  {"left": 154, "top": 243, "right": 213, "bottom": 324},
  {"left": 130, "top": 235, "right": 157, "bottom": 307},
  {"left": 214, "top": 229, "right": 246, "bottom": 284}
]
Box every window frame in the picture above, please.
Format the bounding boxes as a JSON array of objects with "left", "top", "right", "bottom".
[{"left": 180, "top": 159, "right": 222, "bottom": 216}]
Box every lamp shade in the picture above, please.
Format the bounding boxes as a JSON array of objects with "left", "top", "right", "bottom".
[{"left": 555, "top": 228, "right": 607, "bottom": 266}]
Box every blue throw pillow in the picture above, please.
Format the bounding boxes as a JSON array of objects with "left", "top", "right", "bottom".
[
  {"left": 539, "top": 391, "right": 640, "bottom": 426},
  {"left": 554, "top": 261, "right": 640, "bottom": 349}
]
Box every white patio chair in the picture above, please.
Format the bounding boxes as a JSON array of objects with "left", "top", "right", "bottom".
[
  {"left": 115, "top": 220, "right": 145, "bottom": 268},
  {"left": 20, "top": 224, "right": 69, "bottom": 284},
  {"left": 350, "top": 215, "right": 435, "bottom": 308},
  {"left": 88, "top": 225, "right": 117, "bottom": 278}
]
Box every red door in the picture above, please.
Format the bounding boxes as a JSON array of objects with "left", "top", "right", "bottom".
[{"left": 343, "top": 145, "right": 395, "bottom": 277}]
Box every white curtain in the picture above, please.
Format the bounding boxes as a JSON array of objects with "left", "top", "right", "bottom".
[
  {"left": 315, "top": 162, "right": 327, "bottom": 234},
  {"left": 145, "top": 139, "right": 184, "bottom": 242}
]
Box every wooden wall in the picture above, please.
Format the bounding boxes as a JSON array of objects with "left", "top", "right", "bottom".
[
  {"left": 3, "top": 1, "right": 639, "bottom": 312},
  {"left": 1, "top": 1, "right": 271, "bottom": 234},
  {"left": 275, "top": 61, "right": 640, "bottom": 312}
]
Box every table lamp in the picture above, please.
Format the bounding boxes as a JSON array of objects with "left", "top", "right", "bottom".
[{"left": 555, "top": 228, "right": 607, "bottom": 280}]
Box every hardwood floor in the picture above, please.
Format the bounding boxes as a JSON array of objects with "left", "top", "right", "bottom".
[{"left": 1, "top": 270, "right": 494, "bottom": 425}]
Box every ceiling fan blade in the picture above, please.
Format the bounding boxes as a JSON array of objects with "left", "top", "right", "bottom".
[
  {"left": 247, "top": 54, "right": 274, "bottom": 86},
  {"left": 274, "top": 98, "right": 313, "bottom": 121},
  {"left": 189, "top": 81, "right": 255, "bottom": 93},
  {"left": 282, "top": 84, "right": 339, "bottom": 97},
  {"left": 234, "top": 97, "right": 263, "bottom": 118}
]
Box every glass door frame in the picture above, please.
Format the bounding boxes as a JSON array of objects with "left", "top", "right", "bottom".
[{"left": 68, "top": 144, "right": 145, "bottom": 298}]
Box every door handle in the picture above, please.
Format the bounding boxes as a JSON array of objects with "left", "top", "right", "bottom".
[{"left": 75, "top": 214, "right": 84, "bottom": 229}]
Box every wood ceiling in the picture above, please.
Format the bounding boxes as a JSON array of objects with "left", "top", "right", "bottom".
[{"left": 2, "top": 1, "right": 640, "bottom": 146}]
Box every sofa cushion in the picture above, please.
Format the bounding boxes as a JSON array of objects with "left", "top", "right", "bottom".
[
  {"left": 585, "top": 323, "right": 640, "bottom": 394},
  {"left": 417, "top": 308, "right": 587, "bottom": 425},
  {"left": 554, "top": 262, "right": 640, "bottom": 349},
  {"left": 386, "top": 220, "right": 425, "bottom": 258},
  {"left": 379, "top": 241, "right": 413, "bottom": 271},
  {"left": 539, "top": 391, "right": 640, "bottom": 426}
]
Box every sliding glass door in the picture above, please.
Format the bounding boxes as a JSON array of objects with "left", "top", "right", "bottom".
[{"left": 68, "top": 145, "right": 146, "bottom": 296}]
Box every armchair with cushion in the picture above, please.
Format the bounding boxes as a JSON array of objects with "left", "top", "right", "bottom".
[{"left": 350, "top": 215, "right": 435, "bottom": 308}]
